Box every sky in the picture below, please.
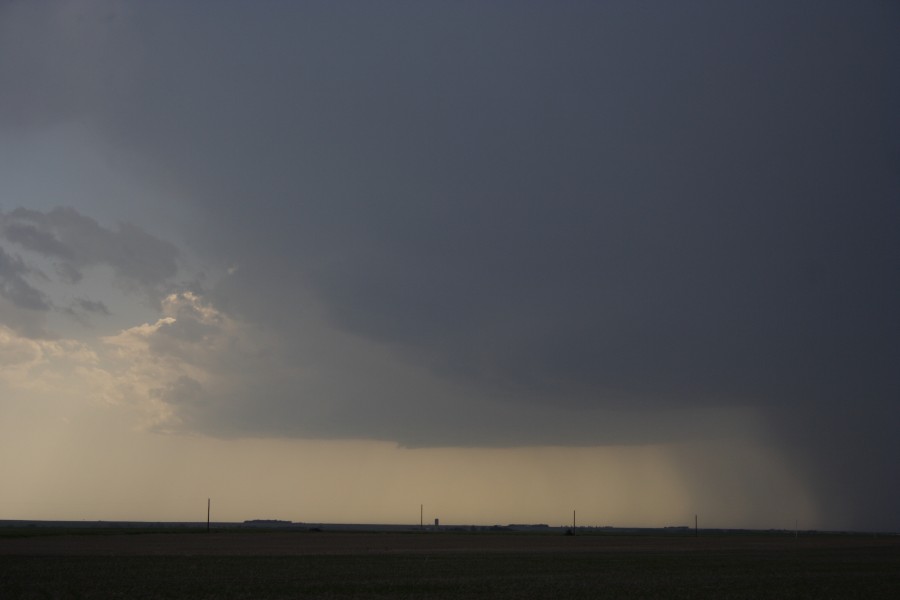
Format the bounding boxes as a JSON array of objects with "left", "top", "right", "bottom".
[{"left": 0, "top": 0, "right": 898, "bottom": 531}]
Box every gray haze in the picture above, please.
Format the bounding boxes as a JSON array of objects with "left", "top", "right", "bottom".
[{"left": 1, "top": 1, "right": 898, "bottom": 530}]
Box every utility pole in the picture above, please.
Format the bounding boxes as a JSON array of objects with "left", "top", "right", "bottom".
[
  {"left": 695, "top": 514, "right": 698, "bottom": 537},
  {"left": 420, "top": 504, "right": 423, "bottom": 529},
  {"left": 207, "top": 498, "right": 211, "bottom": 533}
]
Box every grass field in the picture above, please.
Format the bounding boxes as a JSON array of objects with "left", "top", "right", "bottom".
[{"left": 2, "top": 530, "right": 898, "bottom": 599}]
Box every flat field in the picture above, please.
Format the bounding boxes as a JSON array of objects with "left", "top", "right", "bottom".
[{"left": 1, "top": 530, "right": 898, "bottom": 599}]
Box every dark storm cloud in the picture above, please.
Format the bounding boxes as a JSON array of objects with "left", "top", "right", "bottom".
[
  {"left": 80, "top": 0, "right": 897, "bottom": 412},
  {"left": 0, "top": 207, "right": 179, "bottom": 301},
  {"left": 2, "top": 1, "right": 898, "bottom": 529}
]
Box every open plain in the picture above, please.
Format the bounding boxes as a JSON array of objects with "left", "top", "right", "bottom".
[{"left": 2, "top": 529, "right": 899, "bottom": 599}]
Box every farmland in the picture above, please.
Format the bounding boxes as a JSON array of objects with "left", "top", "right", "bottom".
[{"left": 2, "top": 528, "right": 898, "bottom": 598}]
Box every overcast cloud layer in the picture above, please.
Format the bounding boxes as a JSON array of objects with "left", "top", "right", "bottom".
[{"left": 1, "top": 1, "right": 898, "bottom": 530}]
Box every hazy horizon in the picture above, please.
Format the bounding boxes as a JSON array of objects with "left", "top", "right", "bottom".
[
  {"left": 2, "top": 434, "right": 820, "bottom": 531},
  {"left": 1, "top": 1, "right": 898, "bottom": 533}
]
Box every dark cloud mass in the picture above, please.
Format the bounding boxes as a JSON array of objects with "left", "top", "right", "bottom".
[{"left": 1, "top": 1, "right": 898, "bottom": 530}]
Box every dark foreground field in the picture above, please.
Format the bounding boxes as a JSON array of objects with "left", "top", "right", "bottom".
[{"left": 2, "top": 530, "right": 898, "bottom": 599}]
